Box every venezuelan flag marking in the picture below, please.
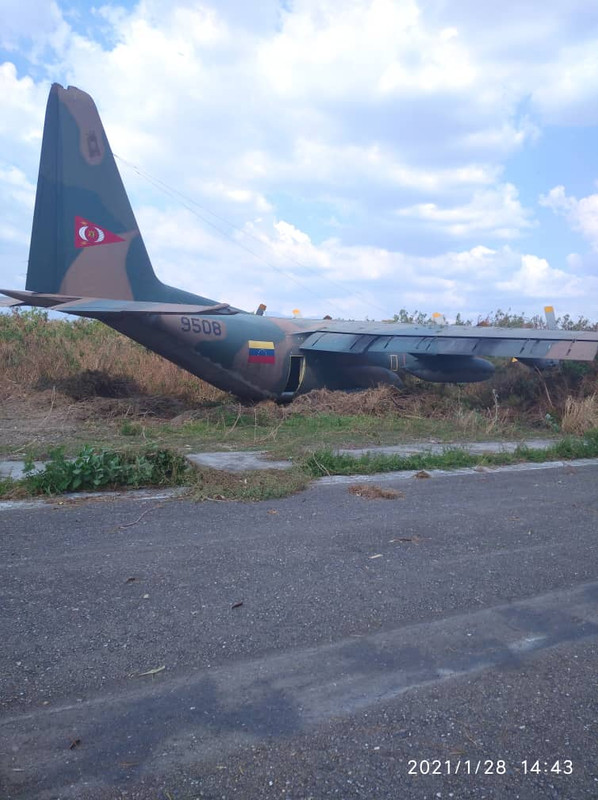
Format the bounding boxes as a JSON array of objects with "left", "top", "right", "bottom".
[{"left": 248, "top": 340, "right": 275, "bottom": 364}]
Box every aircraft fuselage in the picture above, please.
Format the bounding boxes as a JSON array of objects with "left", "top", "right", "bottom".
[
  {"left": 97, "top": 311, "right": 495, "bottom": 401},
  {"left": 7, "top": 83, "right": 597, "bottom": 405}
]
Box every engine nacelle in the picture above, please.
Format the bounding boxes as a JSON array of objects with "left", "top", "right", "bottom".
[
  {"left": 516, "top": 357, "right": 560, "bottom": 372},
  {"left": 404, "top": 355, "right": 495, "bottom": 383}
]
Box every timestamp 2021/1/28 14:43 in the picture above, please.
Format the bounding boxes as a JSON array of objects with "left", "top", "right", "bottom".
[{"left": 406, "top": 759, "right": 574, "bottom": 776}]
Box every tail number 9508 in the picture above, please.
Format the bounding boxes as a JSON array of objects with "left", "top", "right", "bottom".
[{"left": 180, "top": 317, "right": 224, "bottom": 338}]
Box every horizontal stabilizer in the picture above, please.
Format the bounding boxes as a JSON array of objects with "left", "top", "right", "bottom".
[
  {"left": 48, "top": 298, "right": 235, "bottom": 315},
  {"left": 0, "top": 297, "right": 25, "bottom": 308},
  {"left": 1, "top": 289, "right": 82, "bottom": 307},
  {"left": 0, "top": 289, "right": 237, "bottom": 316}
]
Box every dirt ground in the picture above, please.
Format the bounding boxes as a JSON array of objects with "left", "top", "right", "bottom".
[
  {"left": 0, "top": 389, "right": 189, "bottom": 454},
  {"left": 1, "top": 378, "right": 577, "bottom": 460},
  {"left": 0, "top": 382, "right": 428, "bottom": 455}
]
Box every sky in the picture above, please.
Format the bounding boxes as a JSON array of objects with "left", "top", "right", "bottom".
[{"left": 2, "top": 0, "right": 598, "bottom": 322}]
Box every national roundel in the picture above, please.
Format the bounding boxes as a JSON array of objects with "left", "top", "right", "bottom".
[{"left": 74, "top": 216, "right": 125, "bottom": 248}]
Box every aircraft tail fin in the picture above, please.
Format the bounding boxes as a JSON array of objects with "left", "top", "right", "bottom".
[{"left": 26, "top": 84, "right": 216, "bottom": 305}]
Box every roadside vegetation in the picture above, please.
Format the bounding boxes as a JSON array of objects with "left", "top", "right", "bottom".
[
  {"left": 304, "top": 429, "right": 598, "bottom": 477},
  {"left": 1, "top": 308, "right": 597, "bottom": 500},
  {"left": 0, "top": 308, "right": 224, "bottom": 405},
  {"left": 0, "top": 446, "right": 310, "bottom": 502},
  {"left": 22, "top": 445, "right": 190, "bottom": 495}
]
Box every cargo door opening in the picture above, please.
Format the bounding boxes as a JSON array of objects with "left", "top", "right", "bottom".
[{"left": 282, "top": 355, "right": 305, "bottom": 396}]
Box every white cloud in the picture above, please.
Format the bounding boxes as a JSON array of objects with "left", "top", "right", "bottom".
[
  {"left": 531, "top": 39, "right": 598, "bottom": 125},
  {"left": 0, "top": 161, "right": 36, "bottom": 287},
  {"left": 1, "top": 0, "right": 598, "bottom": 323},
  {"left": 398, "top": 184, "right": 533, "bottom": 239},
  {"left": 426, "top": 0, "right": 598, "bottom": 127},
  {"left": 0, "top": 63, "right": 46, "bottom": 146},
  {"left": 131, "top": 205, "right": 514, "bottom": 318},
  {"left": 540, "top": 185, "right": 598, "bottom": 250},
  {"left": 0, "top": 164, "right": 35, "bottom": 210},
  {"left": 236, "top": 138, "right": 500, "bottom": 196},
  {"left": 497, "top": 253, "right": 598, "bottom": 299},
  {"left": 259, "top": 0, "right": 476, "bottom": 100},
  {"left": 0, "top": 0, "right": 65, "bottom": 51}
]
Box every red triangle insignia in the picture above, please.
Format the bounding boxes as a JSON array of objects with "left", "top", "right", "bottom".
[{"left": 74, "top": 216, "right": 125, "bottom": 248}]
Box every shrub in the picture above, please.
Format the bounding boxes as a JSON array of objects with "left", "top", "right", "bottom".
[{"left": 23, "top": 446, "right": 189, "bottom": 495}]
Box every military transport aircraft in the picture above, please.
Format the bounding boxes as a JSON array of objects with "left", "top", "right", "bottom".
[{"left": 2, "top": 84, "right": 598, "bottom": 401}]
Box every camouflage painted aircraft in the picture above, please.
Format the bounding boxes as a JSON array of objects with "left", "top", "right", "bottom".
[{"left": 2, "top": 83, "right": 598, "bottom": 401}]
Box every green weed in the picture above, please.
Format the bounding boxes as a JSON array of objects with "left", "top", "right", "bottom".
[
  {"left": 304, "top": 448, "right": 483, "bottom": 477},
  {"left": 23, "top": 446, "right": 190, "bottom": 495},
  {"left": 304, "top": 429, "right": 598, "bottom": 477},
  {"left": 120, "top": 421, "right": 144, "bottom": 437}
]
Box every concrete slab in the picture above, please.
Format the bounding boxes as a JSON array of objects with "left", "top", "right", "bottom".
[
  {"left": 0, "top": 440, "right": 561, "bottom": 480},
  {"left": 187, "top": 439, "right": 560, "bottom": 474},
  {"left": 1, "top": 452, "right": 293, "bottom": 479},
  {"left": 0, "top": 487, "right": 186, "bottom": 512},
  {"left": 0, "top": 460, "right": 44, "bottom": 480},
  {"left": 186, "top": 450, "right": 293, "bottom": 472},
  {"left": 337, "top": 438, "right": 558, "bottom": 458},
  {"left": 2, "top": 455, "right": 598, "bottom": 510},
  {"left": 317, "top": 457, "right": 598, "bottom": 484}
]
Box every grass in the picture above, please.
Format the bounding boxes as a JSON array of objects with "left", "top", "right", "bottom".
[
  {"left": 120, "top": 421, "right": 144, "bottom": 437},
  {"left": 144, "top": 390, "right": 589, "bottom": 459},
  {"left": 18, "top": 445, "right": 191, "bottom": 495},
  {"left": 2, "top": 308, "right": 598, "bottom": 500},
  {"left": 0, "top": 477, "right": 16, "bottom": 497},
  {"left": 0, "top": 309, "right": 226, "bottom": 405},
  {"left": 561, "top": 394, "right": 598, "bottom": 435},
  {"left": 1, "top": 388, "right": 549, "bottom": 460},
  {"left": 157, "top": 409, "right": 484, "bottom": 458},
  {"left": 0, "top": 444, "right": 308, "bottom": 502},
  {"left": 304, "top": 429, "right": 598, "bottom": 477},
  {"left": 189, "top": 466, "right": 310, "bottom": 502},
  {"left": 2, "top": 430, "right": 598, "bottom": 502}
]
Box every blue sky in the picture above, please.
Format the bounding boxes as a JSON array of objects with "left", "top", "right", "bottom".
[{"left": 1, "top": 0, "right": 598, "bottom": 321}]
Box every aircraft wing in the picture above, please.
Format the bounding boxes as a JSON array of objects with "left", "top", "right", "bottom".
[
  {"left": 4, "top": 287, "right": 597, "bottom": 361},
  {"left": 300, "top": 322, "right": 598, "bottom": 361}
]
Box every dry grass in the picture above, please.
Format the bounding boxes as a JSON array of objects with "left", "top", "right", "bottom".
[
  {"left": 289, "top": 385, "right": 404, "bottom": 416},
  {"left": 2, "top": 310, "right": 598, "bottom": 437},
  {"left": 561, "top": 395, "right": 598, "bottom": 435},
  {"left": 188, "top": 466, "right": 310, "bottom": 502},
  {"left": 348, "top": 484, "right": 404, "bottom": 499},
  {"left": 0, "top": 311, "right": 226, "bottom": 405}
]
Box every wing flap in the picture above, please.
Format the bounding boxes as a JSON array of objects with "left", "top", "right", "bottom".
[
  {"left": 301, "top": 332, "right": 379, "bottom": 354},
  {"left": 301, "top": 329, "right": 598, "bottom": 361}
]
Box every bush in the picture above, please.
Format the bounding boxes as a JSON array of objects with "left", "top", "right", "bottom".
[{"left": 23, "top": 446, "right": 189, "bottom": 495}]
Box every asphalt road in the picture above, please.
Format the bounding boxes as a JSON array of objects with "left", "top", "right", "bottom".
[{"left": 1, "top": 463, "right": 597, "bottom": 800}]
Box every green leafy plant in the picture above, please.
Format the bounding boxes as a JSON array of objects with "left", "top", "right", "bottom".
[{"left": 23, "top": 445, "right": 189, "bottom": 495}]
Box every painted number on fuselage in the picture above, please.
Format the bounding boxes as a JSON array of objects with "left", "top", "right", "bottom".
[{"left": 180, "top": 316, "right": 224, "bottom": 338}]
